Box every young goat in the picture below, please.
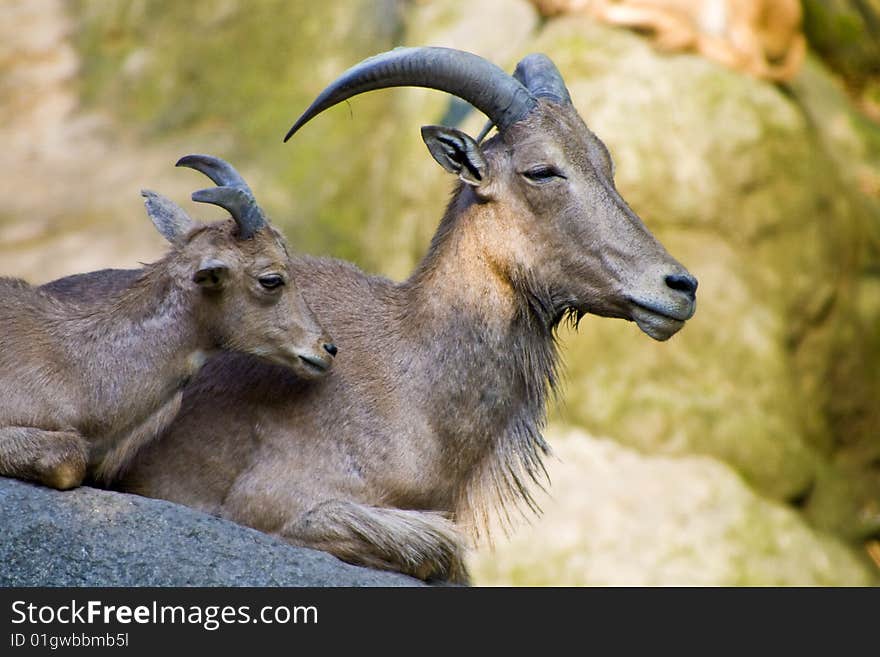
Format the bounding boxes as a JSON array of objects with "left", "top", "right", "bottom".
[
  {"left": 110, "top": 48, "right": 698, "bottom": 583},
  {"left": 0, "top": 154, "right": 335, "bottom": 490}
]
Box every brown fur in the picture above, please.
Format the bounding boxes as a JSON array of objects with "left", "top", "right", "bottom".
[
  {"left": 531, "top": 0, "right": 806, "bottom": 82},
  {"left": 0, "top": 198, "right": 333, "bottom": 491},
  {"left": 111, "top": 96, "right": 697, "bottom": 583}
]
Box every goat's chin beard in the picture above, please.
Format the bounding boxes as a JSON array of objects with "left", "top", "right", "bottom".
[{"left": 552, "top": 305, "right": 587, "bottom": 331}]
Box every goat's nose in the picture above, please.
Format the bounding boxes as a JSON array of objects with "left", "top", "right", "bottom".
[
  {"left": 323, "top": 343, "right": 338, "bottom": 357},
  {"left": 665, "top": 273, "right": 698, "bottom": 300}
]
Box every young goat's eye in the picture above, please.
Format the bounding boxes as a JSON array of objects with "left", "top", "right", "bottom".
[
  {"left": 522, "top": 165, "right": 565, "bottom": 183},
  {"left": 258, "top": 274, "right": 285, "bottom": 290}
]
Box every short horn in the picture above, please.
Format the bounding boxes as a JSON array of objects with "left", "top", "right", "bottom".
[
  {"left": 176, "top": 154, "right": 253, "bottom": 191},
  {"left": 512, "top": 54, "right": 571, "bottom": 104},
  {"left": 176, "top": 154, "right": 266, "bottom": 240},
  {"left": 284, "top": 46, "right": 537, "bottom": 141}
]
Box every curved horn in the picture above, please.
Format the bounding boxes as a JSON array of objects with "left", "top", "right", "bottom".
[
  {"left": 512, "top": 54, "right": 571, "bottom": 104},
  {"left": 284, "top": 47, "right": 537, "bottom": 142},
  {"left": 176, "top": 154, "right": 266, "bottom": 240}
]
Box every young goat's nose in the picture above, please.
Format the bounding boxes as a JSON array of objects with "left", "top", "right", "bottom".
[
  {"left": 323, "top": 343, "right": 338, "bottom": 357},
  {"left": 664, "top": 273, "right": 698, "bottom": 300}
]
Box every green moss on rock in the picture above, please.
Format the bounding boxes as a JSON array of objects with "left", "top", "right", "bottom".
[{"left": 71, "top": 0, "right": 404, "bottom": 267}]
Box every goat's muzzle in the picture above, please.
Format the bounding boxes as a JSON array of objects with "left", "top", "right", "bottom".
[{"left": 627, "top": 269, "right": 698, "bottom": 341}]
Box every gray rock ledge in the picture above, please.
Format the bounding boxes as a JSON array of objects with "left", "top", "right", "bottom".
[{"left": 0, "top": 477, "right": 425, "bottom": 587}]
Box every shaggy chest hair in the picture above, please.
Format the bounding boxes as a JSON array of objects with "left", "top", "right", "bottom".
[{"left": 424, "top": 274, "right": 580, "bottom": 536}]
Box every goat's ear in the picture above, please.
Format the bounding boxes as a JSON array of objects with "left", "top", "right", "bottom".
[
  {"left": 421, "top": 125, "right": 488, "bottom": 187},
  {"left": 142, "top": 190, "right": 197, "bottom": 244},
  {"left": 193, "top": 257, "right": 229, "bottom": 290}
]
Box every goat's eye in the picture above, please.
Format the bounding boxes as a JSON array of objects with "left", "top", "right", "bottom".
[
  {"left": 258, "top": 274, "right": 285, "bottom": 290},
  {"left": 522, "top": 165, "right": 565, "bottom": 183}
]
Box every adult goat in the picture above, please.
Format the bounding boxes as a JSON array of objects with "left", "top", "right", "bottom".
[
  {"left": 113, "top": 48, "right": 697, "bottom": 582},
  {"left": 1, "top": 155, "right": 335, "bottom": 490}
]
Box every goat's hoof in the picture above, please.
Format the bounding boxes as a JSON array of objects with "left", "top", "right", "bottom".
[
  {"left": 412, "top": 550, "right": 470, "bottom": 585},
  {"left": 35, "top": 436, "right": 88, "bottom": 490},
  {"left": 43, "top": 460, "right": 86, "bottom": 490}
]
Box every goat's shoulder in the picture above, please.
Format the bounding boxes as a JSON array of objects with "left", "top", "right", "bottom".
[
  {"left": 0, "top": 276, "right": 56, "bottom": 318},
  {"left": 293, "top": 254, "right": 374, "bottom": 281},
  {"left": 0, "top": 276, "right": 34, "bottom": 298},
  {"left": 292, "top": 254, "right": 396, "bottom": 301}
]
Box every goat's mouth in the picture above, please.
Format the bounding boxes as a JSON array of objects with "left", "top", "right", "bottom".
[
  {"left": 297, "top": 353, "right": 331, "bottom": 375},
  {"left": 262, "top": 350, "right": 332, "bottom": 378},
  {"left": 628, "top": 298, "right": 694, "bottom": 341}
]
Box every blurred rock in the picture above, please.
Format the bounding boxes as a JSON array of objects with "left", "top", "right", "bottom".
[
  {"left": 0, "top": 477, "right": 424, "bottom": 586},
  {"left": 0, "top": 0, "right": 78, "bottom": 154},
  {"left": 0, "top": 0, "right": 178, "bottom": 282},
  {"left": 69, "top": 0, "right": 406, "bottom": 267},
  {"left": 470, "top": 428, "right": 877, "bottom": 585}
]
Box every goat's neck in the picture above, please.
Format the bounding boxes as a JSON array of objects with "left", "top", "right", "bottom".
[
  {"left": 401, "top": 189, "right": 557, "bottom": 518},
  {"left": 63, "top": 262, "right": 208, "bottom": 421},
  {"left": 405, "top": 190, "right": 520, "bottom": 331}
]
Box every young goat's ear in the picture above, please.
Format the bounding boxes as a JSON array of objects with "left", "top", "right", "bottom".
[
  {"left": 193, "top": 257, "right": 229, "bottom": 290},
  {"left": 421, "top": 126, "right": 488, "bottom": 187},
  {"left": 142, "top": 190, "right": 197, "bottom": 244}
]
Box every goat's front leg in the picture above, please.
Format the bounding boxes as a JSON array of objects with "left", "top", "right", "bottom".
[
  {"left": 282, "top": 500, "right": 470, "bottom": 584},
  {"left": 90, "top": 390, "right": 183, "bottom": 486},
  {"left": 0, "top": 426, "right": 88, "bottom": 490},
  {"left": 760, "top": 33, "right": 805, "bottom": 82},
  {"left": 720, "top": 23, "right": 805, "bottom": 82},
  {"left": 592, "top": 3, "right": 697, "bottom": 52}
]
